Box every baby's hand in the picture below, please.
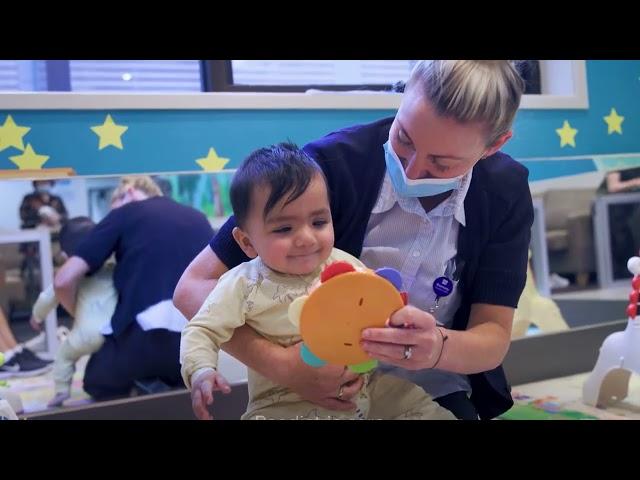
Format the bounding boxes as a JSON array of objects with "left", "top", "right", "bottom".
[{"left": 190, "top": 369, "right": 232, "bottom": 420}]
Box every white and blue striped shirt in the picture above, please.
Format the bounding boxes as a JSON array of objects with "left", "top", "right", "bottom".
[{"left": 360, "top": 169, "right": 473, "bottom": 399}]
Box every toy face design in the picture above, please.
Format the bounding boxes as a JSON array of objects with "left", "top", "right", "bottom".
[{"left": 298, "top": 263, "right": 404, "bottom": 366}]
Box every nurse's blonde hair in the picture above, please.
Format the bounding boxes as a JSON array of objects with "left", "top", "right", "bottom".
[{"left": 406, "top": 60, "right": 526, "bottom": 145}]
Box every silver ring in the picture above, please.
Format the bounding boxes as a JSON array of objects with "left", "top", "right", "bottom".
[
  {"left": 403, "top": 345, "right": 413, "bottom": 360},
  {"left": 337, "top": 385, "right": 345, "bottom": 399}
]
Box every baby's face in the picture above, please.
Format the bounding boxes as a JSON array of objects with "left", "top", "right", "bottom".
[{"left": 242, "top": 174, "right": 334, "bottom": 275}]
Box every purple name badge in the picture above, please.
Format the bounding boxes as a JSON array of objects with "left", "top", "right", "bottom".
[{"left": 433, "top": 276, "right": 453, "bottom": 297}]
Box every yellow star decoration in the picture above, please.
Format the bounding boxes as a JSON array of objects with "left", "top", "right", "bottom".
[
  {"left": 556, "top": 120, "right": 578, "bottom": 148},
  {"left": 9, "top": 144, "right": 49, "bottom": 170},
  {"left": 196, "top": 148, "right": 230, "bottom": 171},
  {"left": 0, "top": 115, "right": 31, "bottom": 152},
  {"left": 90, "top": 114, "right": 128, "bottom": 150},
  {"left": 603, "top": 108, "right": 624, "bottom": 135}
]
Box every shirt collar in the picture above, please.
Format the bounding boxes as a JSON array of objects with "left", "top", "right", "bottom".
[{"left": 371, "top": 169, "right": 472, "bottom": 227}]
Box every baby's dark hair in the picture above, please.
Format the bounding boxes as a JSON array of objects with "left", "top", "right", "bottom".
[
  {"left": 59, "top": 216, "right": 96, "bottom": 257},
  {"left": 230, "top": 142, "right": 326, "bottom": 227}
]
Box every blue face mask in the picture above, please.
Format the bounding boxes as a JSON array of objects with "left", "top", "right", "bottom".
[{"left": 383, "top": 140, "right": 466, "bottom": 198}]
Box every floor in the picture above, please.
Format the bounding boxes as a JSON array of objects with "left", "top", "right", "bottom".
[
  {"left": 500, "top": 372, "right": 640, "bottom": 420},
  {"left": 2, "top": 285, "right": 635, "bottom": 418},
  {"left": 0, "top": 356, "right": 92, "bottom": 414},
  {"left": 5, "top": 352, "right": 639, "bottom": 419},
  {"left": 0, "top": 349, "right": 248, "bottom": 415}
]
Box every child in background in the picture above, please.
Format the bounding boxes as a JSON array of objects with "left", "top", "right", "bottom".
[{"left": 30, "top": 217, "right": 117, "bottom": 407}]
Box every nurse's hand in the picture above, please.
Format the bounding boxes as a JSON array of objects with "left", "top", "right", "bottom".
[{"left": 360, "top": 305, "right": 446, "bottom": 370}]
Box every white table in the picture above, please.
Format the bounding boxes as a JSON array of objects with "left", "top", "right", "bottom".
[{"left": 0, "top": 228, "right": 58, "bottom": 355}]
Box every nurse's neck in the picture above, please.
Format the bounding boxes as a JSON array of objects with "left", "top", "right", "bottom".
[{"left": 419, "top": 191, "right": 452, "bottom": 214}]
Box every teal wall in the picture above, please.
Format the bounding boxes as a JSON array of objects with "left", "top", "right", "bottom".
[{"left": 1, "top": 60, "right": 638, "bottom": 180}]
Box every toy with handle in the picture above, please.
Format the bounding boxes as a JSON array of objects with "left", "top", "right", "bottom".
[{"left": 289, "top": 261, "right": 407, "bottom": 374}]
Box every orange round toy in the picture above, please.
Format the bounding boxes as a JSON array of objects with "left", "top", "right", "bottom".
[{"left": 289, "top": 261, "right": 407, "bottom": 372}]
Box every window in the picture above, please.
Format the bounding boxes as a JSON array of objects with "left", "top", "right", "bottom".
[
  {"left": 203, "top": 60, "right": 541, "bottom": 94},
  {"left": 0, "top": 60, "right": 22, "bottom": 90},
  {"left": 0, "top": 60, "right": 45, "bottom": 91},
  {"left": 228, "top": 60, "right": 416, "bottom": 90},
  {"left": 204, "top": 60, "right": 417, "bottom": 92},
  {"left": 69, "top": 61, "right": 203, "bottom": 92},
  {"left": 0, "top": 60, "right": 203, "bottom": 92}
]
